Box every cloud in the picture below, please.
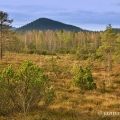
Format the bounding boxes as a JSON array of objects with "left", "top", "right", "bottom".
[
  {"left": 115, "top": 2, "right": 120, "bottom": 6},
  {"left": 1, "top": 4, "right": 120, "bottom": 29},
  {"left": 49, "top": 10, "right": 120, "bottom": 26}
]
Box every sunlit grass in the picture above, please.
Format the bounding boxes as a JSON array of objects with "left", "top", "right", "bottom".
[{"left": 0, "top": 52, "right": 120, "bottom": 120}]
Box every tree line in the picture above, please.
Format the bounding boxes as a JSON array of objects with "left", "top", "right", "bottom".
[
  {"left": 1, "top": 11, "right": 120, "bottom": 84},
  {"left": 0, "top": 11, "right": 120, "bottom": 64}
]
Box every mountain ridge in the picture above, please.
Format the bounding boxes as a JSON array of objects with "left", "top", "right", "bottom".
[{"left": 17, "top": 18, "right": 89, "bottom": 32}]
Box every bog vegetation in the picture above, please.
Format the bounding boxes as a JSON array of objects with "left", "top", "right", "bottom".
[{"left": 0, "top": 11, "right": 120, "bottom": 120}]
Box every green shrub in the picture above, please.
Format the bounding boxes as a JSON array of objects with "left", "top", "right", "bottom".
[
  {"left": 0, "top": 65, "right": 15, "bottom": 115},
  {"left": 72, "top": 65, "right": 97, "bottom": 90},
  {"left": 0, "top": 59, "right": 55, "bottom": 117}
]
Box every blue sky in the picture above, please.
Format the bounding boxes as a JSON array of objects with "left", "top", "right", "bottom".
[{"left": 0, "top": 0, "right": 120, "bottom": 31}]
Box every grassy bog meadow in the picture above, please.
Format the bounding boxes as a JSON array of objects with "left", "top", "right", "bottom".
[{"left": 0, "top": 51, "right": 120, "bottom": 120}]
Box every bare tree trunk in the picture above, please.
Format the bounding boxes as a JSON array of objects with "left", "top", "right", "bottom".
[
  {"left": 103, "top": 60, "right": 107, "bottom": 83},
  {"left": 108, "top": 54, "right": 110, "bottom": 84},
  {"left": 0, "top": 28, "right": 2, "bottom": 60},
  {"left": 109, "top": 50, "right": 112, "bottom": 71}
]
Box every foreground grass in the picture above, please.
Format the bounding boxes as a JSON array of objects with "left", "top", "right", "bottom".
[{"left": 0, "top": 52, "right": 120, "bottom": 120}]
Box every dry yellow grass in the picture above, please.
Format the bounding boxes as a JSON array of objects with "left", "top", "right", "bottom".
[{"left": 0, "top": 52, "right": 120, "bottom": 120}]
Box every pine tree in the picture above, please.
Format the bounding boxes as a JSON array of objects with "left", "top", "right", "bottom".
[
  {"left": 0, "top": 11, "right": 13, "bottom": 60},
  {"left": 97, "top": 24, "right": 117, "bottom": 83}
]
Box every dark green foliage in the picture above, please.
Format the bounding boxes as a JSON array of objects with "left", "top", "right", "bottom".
[
  {"left": 0, "top": 59, "right": 55, "bottom": 116},
  {"left": 73, "top": 65, "right": 97, "bottom": 90},
  {"left": 113, "top": 28, "right": 120, "bottom": 33},
  {"left": 17, "top": 18, "right": 85, "bottom": 32}
]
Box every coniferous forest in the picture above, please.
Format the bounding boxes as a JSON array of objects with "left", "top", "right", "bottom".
[{"left": 0, "top": 11, "right": 120, "bottom": 120}]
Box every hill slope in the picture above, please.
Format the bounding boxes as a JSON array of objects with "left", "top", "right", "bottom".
[
  {"left": 11, "top": 27, "right": 16, "bottom": 30},
  {"left": 113, "top": 28, "right": 120, "bottom": 33},
  {"left": 17, "top": 18, "right": 86, "bottom": 32}
]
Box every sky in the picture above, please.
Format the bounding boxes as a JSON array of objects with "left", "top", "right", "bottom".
[{"left": 0, "top": 0, "right": 120, "bottom": 31}]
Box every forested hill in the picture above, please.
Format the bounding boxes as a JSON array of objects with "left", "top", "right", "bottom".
[
  {"left": 113, "top": 28, "right": 120, "bottom": 33},
  {"left": 17, "top": 18, "right": 87, "bottom": 32}
]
